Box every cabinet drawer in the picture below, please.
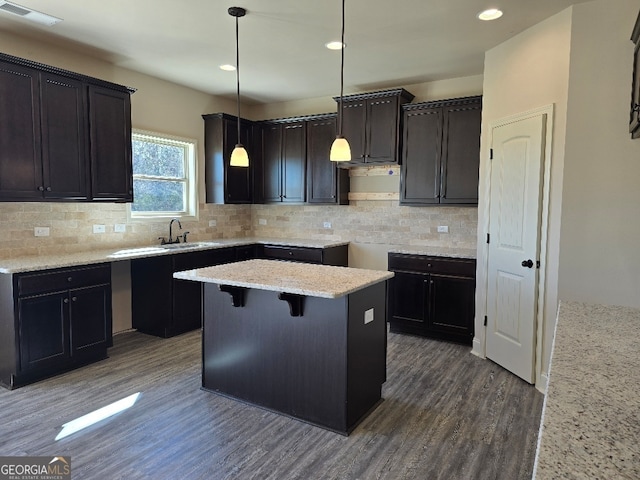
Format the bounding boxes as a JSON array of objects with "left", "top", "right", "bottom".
[
  {"left": 262, "top": 245, "right": 322, "bottom": 263},
  {"left": 388, "top": 254, "right": 475, "bottom": 277},
  {"left": 17, "top": 264, "right": 111, "bottom": 297}
]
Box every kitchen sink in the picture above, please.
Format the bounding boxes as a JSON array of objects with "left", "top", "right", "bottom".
[{"left": 159, "top": 242, "right": 222, "bottom": 250}]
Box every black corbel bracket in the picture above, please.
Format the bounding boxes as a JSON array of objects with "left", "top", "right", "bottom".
[
  {"left": 278, "top": 292, "right": 305, "bottom": 317},
  {"left": 219, "top": 285, "right": 246, "bottom": 307}
]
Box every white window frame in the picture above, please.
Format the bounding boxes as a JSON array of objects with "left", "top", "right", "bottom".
[{"left": 128, "top": 130, "right": 198, "bottom": 222}]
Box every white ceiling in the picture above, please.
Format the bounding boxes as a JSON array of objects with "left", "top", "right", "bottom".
[{"left": 0, "top": 0, "right": 591, "bottom": 105}]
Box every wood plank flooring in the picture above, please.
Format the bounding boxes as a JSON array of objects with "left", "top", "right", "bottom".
[{"left": 0, "top": 330, "right": 543, "bottom": 480}]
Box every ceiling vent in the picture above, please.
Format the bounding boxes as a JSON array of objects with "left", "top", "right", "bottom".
[{"left": 0, "top": 1, "right": 62, "bottom": 26}]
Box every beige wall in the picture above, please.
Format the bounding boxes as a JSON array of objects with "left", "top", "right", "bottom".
[
  {"left": 559, "top": 0, "right": 640, "bottom": 307},
  {"left": 476, "top": 8, "right": 572, "bottom": 388}
]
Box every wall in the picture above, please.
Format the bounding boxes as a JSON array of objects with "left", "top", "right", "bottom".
[
  {"left": 559, "top": 0, "right": 640, "bottom": 307},
  {"left": 476, "top": 8, "right": 572, "bottom": 388}
]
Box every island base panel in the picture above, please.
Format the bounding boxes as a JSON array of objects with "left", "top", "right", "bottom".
[{"left": 202, "top": 282, "right": 387, "bottom": 435}]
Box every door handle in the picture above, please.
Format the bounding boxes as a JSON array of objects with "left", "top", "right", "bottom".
[{"left": 521, "top": 259, "right": 534, "bottom": 268}]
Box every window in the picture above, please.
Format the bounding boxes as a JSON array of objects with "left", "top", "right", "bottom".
[{"left": 129, "top": 131, "right": 197, "bottom": 220}]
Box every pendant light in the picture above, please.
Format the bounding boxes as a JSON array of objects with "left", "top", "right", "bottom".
[
  {"left": 330, "top": 0, "right": 351, "bottom": 162},
  {"left": 229, "top": 6, "right": 249, "bottom": 167}
]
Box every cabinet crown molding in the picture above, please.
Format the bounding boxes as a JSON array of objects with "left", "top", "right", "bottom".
[
  {"left": 333, "top": 88, "right": 415, "bottom": 103},
  {"left": 0, "top": 51, "right": 135, "bottom": 93},
  {"left": 402, "top": 95, "right": 482, "bottom": 112}
]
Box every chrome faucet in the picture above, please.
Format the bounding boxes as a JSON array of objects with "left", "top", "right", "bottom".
[{"left": 160, "top": 218, "right": 182, "bottom": 245}]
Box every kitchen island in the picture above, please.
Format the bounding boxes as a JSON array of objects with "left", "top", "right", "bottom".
[{"left": 174, "top": 259, "right": 394, "bottom": 435}]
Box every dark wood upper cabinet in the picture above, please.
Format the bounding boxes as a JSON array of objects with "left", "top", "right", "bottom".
[
  {"left": 630, "top": 10, "right": 640, "bottom": 138},
  {"left": 306, "top": 114, "right": 349, "bottom": 205},
  {"left": 400, "top": 96, "right": 481, "bottom": 206},
  {"left": 259, "top": 119, "right": 306, "bottom": 203},
  {"left": 336, "top": 88, "right": 414, "bottom": 166},
  {"left": 0, "top": 59, "right": 43, "bottom": 200},
  {"left": 0, "top": 52, "right": 134, "bottom": 203},
  {"left": 88, "top": 86, "right": 132, "bottom": 202},
  {"left": 202, "top": 113, "right": 255, "bottom": 204},
  {"left": 41, "top": 73, "right": 89, "bottom": 200}
]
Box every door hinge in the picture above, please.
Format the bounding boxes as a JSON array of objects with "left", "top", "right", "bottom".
[
  {"left": 484, "top": 315, "right": 488, "bottom": 326},
  {"left": 490, "top": 148, "right": 494, "bottom": 160},
  {"left": 486, "top": 233, "right": 490, "bottom": 244}
]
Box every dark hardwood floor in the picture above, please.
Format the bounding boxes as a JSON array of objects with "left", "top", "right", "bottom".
[{"left": 0, "top": 329, "right": 543, "bottom": 480}]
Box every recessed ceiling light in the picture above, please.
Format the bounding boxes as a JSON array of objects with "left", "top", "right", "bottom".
[
  {"left": 477, "top": 8, "right": 503, "bottom": 21},
  {"left": 219, "top": 64, "right": 236, "bottom": 71},
  {"left": 326, "top": 41, "right": 346, "bottom": 50}
]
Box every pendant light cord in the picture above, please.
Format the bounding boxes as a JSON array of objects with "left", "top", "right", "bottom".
[
  {"left": 235, "top": 13, "right": 241, "bottom": 145},
  {"left": 338, "top": 0, "right": 345, "bottom": 137}
]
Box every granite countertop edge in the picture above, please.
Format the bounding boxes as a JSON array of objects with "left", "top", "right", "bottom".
[
  {"left": 0, "top": 237, "right": 476, "bottom": 274},
  {"left": 173, "top": 259, "right": 395, "bottom": 299}
]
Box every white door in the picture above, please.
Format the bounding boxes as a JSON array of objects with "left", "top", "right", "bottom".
[{"left": 486, "top": 114, "right": 546, "bottom": 383}]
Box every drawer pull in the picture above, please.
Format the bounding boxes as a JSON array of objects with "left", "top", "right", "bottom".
[{"left": 67, "top": 276, "right": 73, "bottom": 282}]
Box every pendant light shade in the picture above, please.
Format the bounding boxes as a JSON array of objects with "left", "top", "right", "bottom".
[
  {"left": 229, "top": 6, "right": 249, "bottom": 168},
  {"left": 330, "top": 136, "right": 351, "bottom": 162},
  {"left": 330, "top": 0, "right": 351, "bottom": 162},
  {"left": 230, "top": 144, "right": 249, "bottom": 167}
]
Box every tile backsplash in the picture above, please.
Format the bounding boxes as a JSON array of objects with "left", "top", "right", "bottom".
[
  {"left": 251, "top": 202, "right": 477, "bottom": 249},
  {"left": 0, "top": 201, "right": 477, "bottom": 259},
  {"left": 0, "top": 202, "right": 251, "bottom": 259}
]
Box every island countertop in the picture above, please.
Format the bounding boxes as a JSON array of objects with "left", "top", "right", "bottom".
[
  {"left": 533, "top": 301, "right": 640, "bottom": 479},
  {"left": 173, "top": 259, "right": 394, "bottom": 299}
]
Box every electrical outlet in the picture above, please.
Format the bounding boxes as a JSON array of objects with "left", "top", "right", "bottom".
[
  {"left": 93, "top": 224, "right": 106, "bottom": 234},
  {"left": 209, "top": 220, "right": 217, "bottom": 227},
  {"left": 323, "top": 222, "right": 332, "bottom": 229},
  {"left": 437, "top": 225, "right": 449, "bottom": 233},
  {"left": 114, "top": 224, "right": 126, "bottom": 233},
  {"left": 258, "top": 218, "right": 267, "bottom": 225},
  {"left": 364, "top": 308, "right": 374, "bottom": 324},
  {"left": 34, "top": 227, "right": 50, "bottom": 237}
]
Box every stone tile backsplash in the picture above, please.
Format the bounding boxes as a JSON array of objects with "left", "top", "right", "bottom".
[
  {"left": 251, "top": 202, "right": 478, "bottom": 249},
  {"left": 0, "top": 201, "right": 477, "bottom": 259}
]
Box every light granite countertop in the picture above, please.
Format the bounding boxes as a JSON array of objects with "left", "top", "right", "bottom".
[
  {"left": 173, "top": 259, "right": 394, "bottom": 299},
  {"left": 533, "top": 301, "right": 640, "bottom": 479},
  {"left": 388, "top": 246, "right": 477, "bottom": 259},
  {"left": 0, "top": 238, "right": 350, "bottom": 274}
]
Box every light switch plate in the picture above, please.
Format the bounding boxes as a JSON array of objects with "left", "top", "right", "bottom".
[
  {"left": 437, "top": 225, "right": 449, "bottom": 233},
  {"left": 93, "top": 224, "right": 106, "bottom": 234},
  {"left": 34, "top": 227, "right": 50, "bottom": 237},
  {"left": 323, "top": 222, "right": 332, "bottom": 229},
  {"left": 258, "top": 219, "right": 267, "bottom": 225},
  {"left": 114, "top": 224, "right": 126, "bottom": 233},
  {"left": 364, "top": 308, "right": 374, "bottom": 324},
  {"left": 209, "top": 220, "right": 217, "bottom": 227}
]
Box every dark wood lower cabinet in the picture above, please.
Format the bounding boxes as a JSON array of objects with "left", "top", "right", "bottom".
[
  {"left": 131, "top": 248, "right": 236, "bottom": 338},
  {"left": 0, "top": 264, "right": 112, "bottom": 389},
  {"left": 387, "top": 253, "right": 476, "bottom": 345},
  {"left": 132, "top": 243, "right": 349, "bottom": 338}
]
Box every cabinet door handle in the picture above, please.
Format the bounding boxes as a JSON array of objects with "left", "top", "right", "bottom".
[
  {"left": 45, "top": 186, "right": 52, "bottom": 192},
  {"left": 67, "top": 276, "right": 73, "bottom": 282},
  {"left": 63, "top": 298, "right": 69, "bottom": 304},
  {"left": 71, "top": 296, "right": 77, "bottom": 302},
  {"left": 38, "top": 186, "right": 44, "bottom": 192}
]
